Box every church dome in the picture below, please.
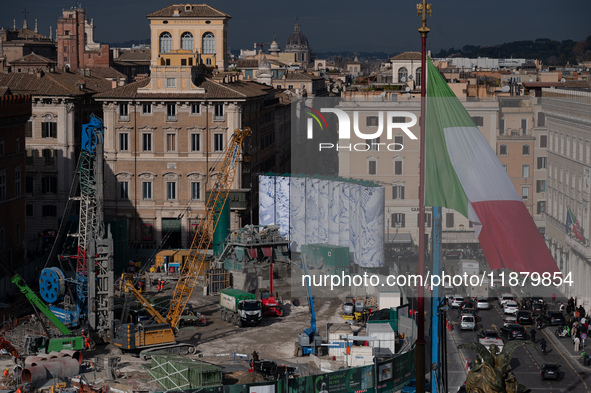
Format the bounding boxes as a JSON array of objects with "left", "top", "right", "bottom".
[
  {"left": 269, "top": 34, "right": 280, "bottom": 54},
  {"left": 286, "top": 19, "right": 308, "bottom": 48},
  {"left": 258, "top": 55, "right": 271, "bottom": 69}
]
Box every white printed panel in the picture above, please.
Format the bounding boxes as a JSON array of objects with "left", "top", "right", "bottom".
[
  {"left": 259, "top": 176, "right": 275, "bottom": 226},
  {"left": 290, "top": 177, "right": 306, "bottom": 252},
  {"left": 275, "top": 176, "right": 291, "bottom": 238},
  {"left": 339, "top": 183, "right": 350, "bottom": 248},
  {"left": 305, "top": 178, "right": 319, "bottom": 245},
  {"left": 317, "top": 180, "right": 330, "bottom": 244},
  {"left": 328, "top": 182, "right": 340, "bottom": 245}
]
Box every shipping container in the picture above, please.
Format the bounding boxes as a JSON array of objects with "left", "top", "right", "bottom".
[
  {"left": 367, "top": 323, "right": 396, "bottom": 356},
  {"left": 347, "top": 346, "right": 374, "bottom": 367},
  {"left": 327, "top": 324, "right": 354, "bottom": 357}
]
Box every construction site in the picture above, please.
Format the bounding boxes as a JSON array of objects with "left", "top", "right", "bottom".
[{"left": 0, "top": 117, "right": 414, "bottom": 393}]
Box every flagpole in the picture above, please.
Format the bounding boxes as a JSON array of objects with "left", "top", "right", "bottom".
[{"left": 417, "top": 2, "right": 431, "bottom": 393}]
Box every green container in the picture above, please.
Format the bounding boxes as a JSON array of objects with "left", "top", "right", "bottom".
[
  {"left": 150, "top": 354, "right": 222, "bottom": 390},
  {"left": 220, "top": 288, "right": 255, "bottom": 312},
  {"left": 302, "top": 244, "right": 349, "bottom": 269}
]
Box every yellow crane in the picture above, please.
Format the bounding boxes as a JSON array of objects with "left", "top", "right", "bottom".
[{"left": 112, "top": 127, "right": 251, "bottom": 357}]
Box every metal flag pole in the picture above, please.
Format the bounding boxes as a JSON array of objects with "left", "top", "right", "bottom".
[{"left": 416, "top": 1, "right": 431, "bottom": 392}]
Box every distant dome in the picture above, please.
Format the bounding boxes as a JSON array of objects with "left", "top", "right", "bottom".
[
  {"left": 286, "top": 19, "right": 308, "bottom": 48},
  {"left": 269, "top": 34, "right": 280, "bottom": 54}
]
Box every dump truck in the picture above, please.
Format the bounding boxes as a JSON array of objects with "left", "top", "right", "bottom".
[{"left": 219, "top": 288, "right": 262, "bottom": 327}]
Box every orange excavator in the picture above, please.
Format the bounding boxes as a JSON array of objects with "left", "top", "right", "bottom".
[{"left": 0, "top": 336, "right": 23, "bottom": 361}]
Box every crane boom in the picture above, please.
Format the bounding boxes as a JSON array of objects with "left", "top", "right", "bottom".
[{"left": 166, "top": 127, "right": 251, "bottom": 328}]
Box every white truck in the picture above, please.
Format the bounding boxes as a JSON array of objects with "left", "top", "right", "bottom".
[{"left": 219, "top": 288, "right": 262, "bottom": 327}]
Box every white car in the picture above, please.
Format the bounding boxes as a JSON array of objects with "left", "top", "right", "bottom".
[
  {"left": 476, "top": 298, "right": 490, "bottom": 310},
  {"left": 503, "top": 316, "right": 517, "bottom": 327},
  {"left": 451, "top": 296, "right": 464, "bottom": 309},
  {"left": 460, "top": 314, "right": 476, "bottom": 330},
  {"left": 504, "top": 301, "right": 519, "bottom": 315},
  {"left": 499, "top": 293, "right": 515, "bottom": 307},
  {"left": 478, "top": 330, "right": 505, "bottom": 352}
]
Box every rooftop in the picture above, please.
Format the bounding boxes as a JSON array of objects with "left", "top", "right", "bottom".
[{"left": 147, "top": 4, "right": 231, "bottom": 19}]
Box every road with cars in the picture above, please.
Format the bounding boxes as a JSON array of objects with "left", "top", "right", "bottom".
[{"left": 447, "top": 294, "right": 591, "bottom": 392}]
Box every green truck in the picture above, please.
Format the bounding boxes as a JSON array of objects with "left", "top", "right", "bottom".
[{"left": 219, "top": 288, "right": 262, "bottom": 327}]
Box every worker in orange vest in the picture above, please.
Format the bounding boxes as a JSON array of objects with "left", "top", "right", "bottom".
[{"left": 3, "top": 368, "right": 8, "bottom": 377}]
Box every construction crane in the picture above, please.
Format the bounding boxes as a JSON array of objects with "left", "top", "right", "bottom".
[
  {"left": 294, "top": 255, "right": 322, "bottom": 357},
  {"left": 0, "top": 261, "right": 84, "bottom": 355},
  {"left": 38, "top": 114, "right": 114, "bottom": 339},
  {"left": 112, "top": 127, "right": 251, "bottom": 357}
]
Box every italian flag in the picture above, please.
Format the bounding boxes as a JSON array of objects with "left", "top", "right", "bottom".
[{"left": 424, "top": 58, "right": 558, "bottom": 274}]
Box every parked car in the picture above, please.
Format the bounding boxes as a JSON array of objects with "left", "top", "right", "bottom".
[
  {"left": 500, "top": 324, "right": 526, "bottom": 340},
  {"left": 503, "top": 316, "right": 517, "bottom": 327},
  {"left": 504, "top": 301, "right": 519, "bottom": 315},
  {"left": 531, "top": 303, "right": 545, "bottom": 316},
  {"left": 476, "top": 298, "right": 490, "bottom": 310},
  {"left": 460, "top": 314, "right": 477, "bottom": 330},
  {"left": 516, "top": 310, "right": 533, "bottom": 325},
  {"left": 499, "top": 293, "right": 516, "bottom": 307},
  {"left": 541, "top": 311, "right": 566, "bottom": 326},
  {"left": 451, "top": 296, "right": 465, "bottom": 309},
  {"left": 478, "top": 330, "right": 504, "bottom": 351},
  {"left": 540, "top": 363, "right": 560, "bottom": 381}
]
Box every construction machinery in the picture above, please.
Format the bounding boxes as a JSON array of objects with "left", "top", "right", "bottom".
[
  {"left": 219, "top": 289, "right": 262, "bottom": 327},
  {"left": 112, "top": 127, "right": 251, "bottom": 356},
  {"left": 0, "top": 336, "right": 23, "bottom": 361},
  {"left": 341, "top": 298, "right": 368, "bottom": 323},
  {"left": 38, "top": 114, "right": 114, "bottom": 338},
  {"left": 294, "top": 255, "right": 322, "bottom": 357},
  {"left": 0, "top": 261, "right": 84, "bottom": 355}
]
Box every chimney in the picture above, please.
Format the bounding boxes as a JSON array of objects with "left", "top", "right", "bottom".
[
  {"left": 111, "top": 80, "right": 117, "bottom": 88},
  {"left": 84, "top": 68, "right": 91, "bottom": 77}
]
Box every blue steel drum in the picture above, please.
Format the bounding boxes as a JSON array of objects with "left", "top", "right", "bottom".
[{"left": 39, "top": 267, "right": 65, "bottom": 304}]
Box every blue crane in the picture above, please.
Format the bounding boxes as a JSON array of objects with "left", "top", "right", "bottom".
[{"left": 294, "top": 254, "right": 322, "bottom": 357}]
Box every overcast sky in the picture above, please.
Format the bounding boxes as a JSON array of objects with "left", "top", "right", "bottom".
[{"left": 2, "top": 0, "right": 589, "bottom": 54}]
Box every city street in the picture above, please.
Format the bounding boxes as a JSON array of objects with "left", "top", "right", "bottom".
[{"left": 448, "top": 297, "right": 591, "bottom": 392}]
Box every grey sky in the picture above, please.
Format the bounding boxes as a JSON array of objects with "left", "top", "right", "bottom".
[{"left": 2, "top": 0, "right": 589, "bottom": 54}]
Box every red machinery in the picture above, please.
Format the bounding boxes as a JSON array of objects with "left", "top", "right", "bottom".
[{"left": 259, "top": 262, "right": 283, "bottom": 317}]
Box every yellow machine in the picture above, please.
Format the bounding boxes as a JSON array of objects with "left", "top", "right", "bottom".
[
  {"left": 342, "top": 299, "right": 368, "bottom": 322},
  {"left": 112, "top": 128, "right": 251, "bottom": 355}
]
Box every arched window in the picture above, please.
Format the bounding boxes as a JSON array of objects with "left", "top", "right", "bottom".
[
  {"left": 202, "top": 32, "right": 215, "bottom": 54},
  {"left": 398, "top": 67, "right": 408, "bottom": 83},
  {"left": 415, "top": 68, "right": 422, "bottom": 86},
  {"left": 181, "top": 32, "right": 193, "bottom": 51},
  {"left": 160, "top": 32, "right": 172, "bottom": 53}
]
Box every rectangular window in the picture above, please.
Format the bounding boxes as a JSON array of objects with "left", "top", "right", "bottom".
[
  {"left": 418, "top": 213, "right": 432, "bottom": 227},
  {"left": 41, "top": 177, "right": 57, "bottom": 194},
  {"left": 537, "top": 201, "right": 546, "bottom": 214},
  {"left": 537, "top": 157, "right": 547, "bottom": 169},
  {"left": 503, "top": 164, "right": 508, "bottom": 172},
  {"left": 394, "top": 136, "right": 403, "bottom": 146},
  {"left": 499, "top": 145, "right": 507, "bottom": 155},
  {"left": 369, "top": 137, "right": 380, "bottom": 151},
  {"left": 0, "top": 173, "right": 5, "bottom": 200},
  {"left": 166, "top": 133, "right": 176, "bottom": 152},
  {"left": 522, "top": 145, "right": 530, "bottom": 155},
  {"left": 142, "top": 133, "right": 152, "bottom": 152},
  {"left": 214, "top": 133, "right": 224, "bottom": 152},
  {"left": 392, "top": 185, "right": 405, "bottom": 200},
  {"left": 166, "top": 103, "right": 177, "bottom": 121},
  {"left": 394, "top": 160, "right": 403, "bottom": 175},
  {"left": 167, "top": 182, "right": 177, "bottom": 200},
  {"left": 522, "top": 165, "right": 530, "bottom": 178},
  {"left": 499, "top": 118, "right": 505, "bottom": 135},
  {"left": 14, "top": 168, "right": 21, "bottom": 196},
  {"left": 26, "top": 176, "right": 34, "bottom": 194},
  {"left": 119, "top": 103, "right": 129, "bottom": 120},
  {"left": 392, "top": 213, "right": 405, "bottom": 228},
  {"left": 190, "top": 133, "right": 201, "bottom": 152},
  {"left": 41, "top": 122, "right": 57, "bottom": 138},
  {"left": 166, "top": 78, "right": 176, "bottom": 88},
  {"left": 537, "top": 180, "right": 546, "bottom": 193},
  {"left": 471, "top": 116, "right": 484, "bottom": 126},
  {"left": 521, "top": 186, "right": 529, "bottom": 200},
  {"left": 392, "top": 116, "right": 406, "bottom": 123},
  {"left": 368, "top": 160, "right": 377, "bottom": 175},
  {"left": 214, "top": 104, "right": 224, "bottom": 120},
  {"left": 119, "top": 133, "right": 129, "bottom": 151},
  {"left": 191, "top": 181, "right": 201, "bottom": 200},
  {"left": 191, "top": 103, "right": 201, "bottom": 114},
  {"left": 43, "top": 149, "right": 56, "bottom": 165},
  {"left": 142, "top": 182, "right": 152, "bottom": 200},
  {"left": 119, "top": 181, "right": 129, "bottom": 199},
  {"left": 25, "top": 121, "right": 32, "bottom": 138},
  {"left": 42, "top": 205, "right": 57, "bottom": 217},
  {"left": 366, "top": 116, "right": 378, "bottom": 126},
  {"left": 446, "top": 212, "right": 454, "bottom": 228},
  {"left": 521, "top": 118, "right": 527, "bottom": 135},
  {"left": 26, "top": 204, "right": 33, "bottom": 217},
  {"left": 142, "top": 103, "right": 152, "bottom": 114}
]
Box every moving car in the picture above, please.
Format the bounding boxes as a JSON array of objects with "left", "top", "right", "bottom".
[
  {"left": 531, "top": 303, "right": 545, "bottom": 316},
  {"left": 478, "top": 330, "right": 504, "bottom": 351},
  {"left": 460, "top": 301, "right": 476, "bottom": 312},
  {"left": 504, "top": 301, "right": 519, "bottom": 315},
  {"left": 460, "top": 314, "right": 476, "bottom": 331},
  {"left": 500, "top": 324, "right": 526, "bottom": 340},
  {"left": 541, "top": 311, "right": 566, "bottom": 326},
  {"left": 516, "top": 310, "right": 533, "bottom": 325},
  {"left": 451, "top": 296, "right": 465, "bottom": 309},
  {"left": 503, "top": 316, "right": 517, "bottom": 327},
  {"left": 499, "top": 293, "right": 516, "bottom": 307},
  {"left": 476, "top": 298, "right": 490, "bottom": 310},
  {"left": 540, "top": 363, "right": 560, "bottom": 381}
]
